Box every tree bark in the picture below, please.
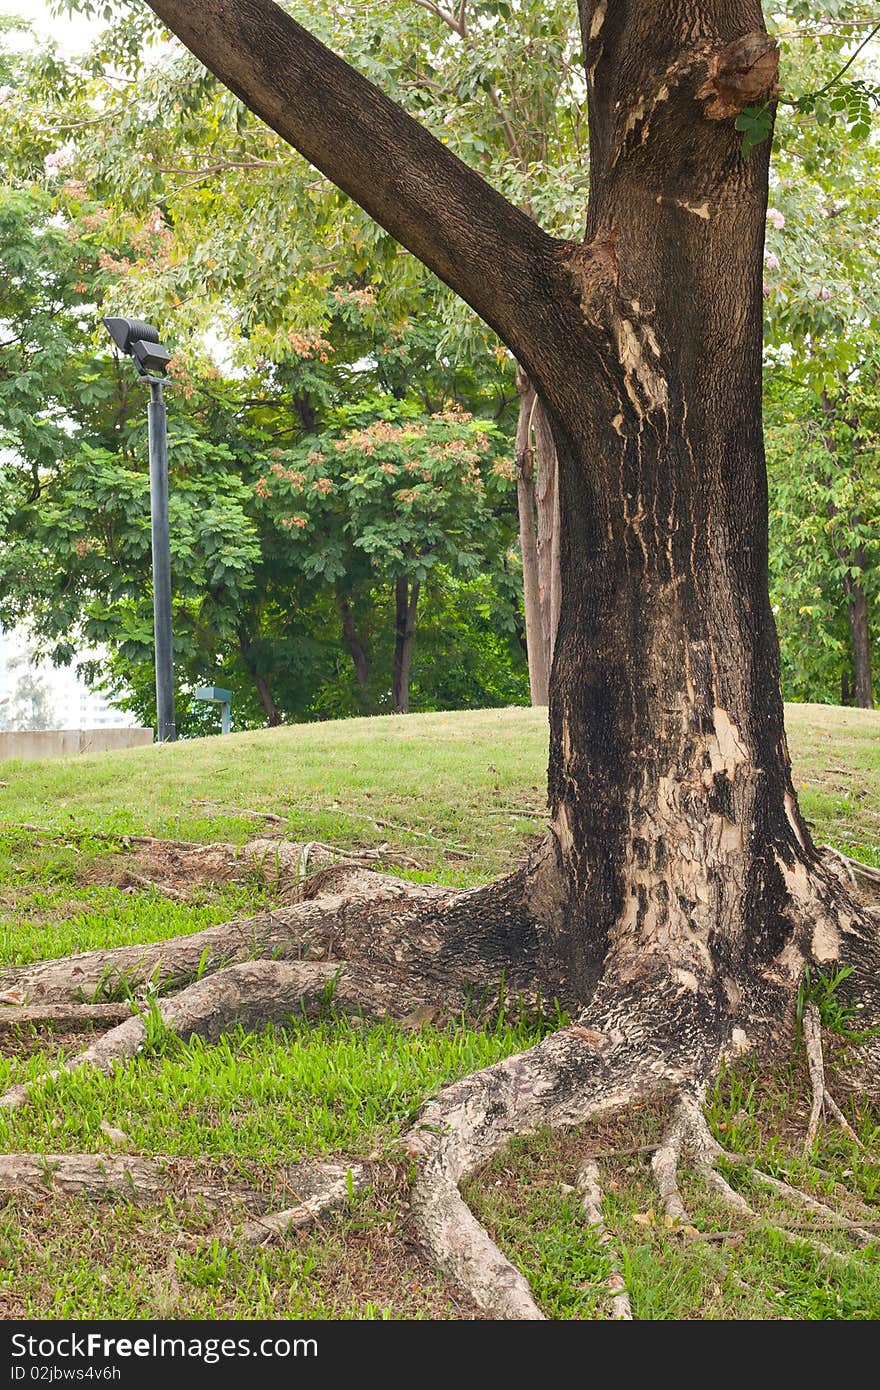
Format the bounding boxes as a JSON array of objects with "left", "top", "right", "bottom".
[
  {"left": 392, "top": 577, "right": 419, "bottom": 714},
  {"left": 843, "top": 556, "right": 873, "bottom": 709},
  {"left": 239, "top": 631, "right": 280, "bottom": 726},
  {"left": 533, "top": 395, "right": 561, "bottom": 684},
  {"left": 338, "top": 592, "right": 371, "bottom": 694},
  {"left": 515, "top": 369, "right": 548, "bottom": 706}
]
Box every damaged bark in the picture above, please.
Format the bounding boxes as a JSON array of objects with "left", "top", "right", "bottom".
[{"left": 514, "top": 369, "right": 548, "bottom": 705}]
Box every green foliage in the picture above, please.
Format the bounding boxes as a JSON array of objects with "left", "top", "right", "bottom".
[
  {"left": 737, "top": 103, "right": 774, "bottom": 156},
  {"left": 765, "top": 372, "right": 879, "bottom": 704}
]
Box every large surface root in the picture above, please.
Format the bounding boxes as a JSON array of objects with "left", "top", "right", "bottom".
[
  {"left": 407, "top": 1015, "right": 688, "bottom": 1319},
  {"left": 0, "top": 869, "right": 446, "bottom": 1007},
  {"left": 0, "top": 1150, "right": 371, "bottom": 1241},
  {"left": 0, "top": 958, "right": 449, "bottom": 1111}
]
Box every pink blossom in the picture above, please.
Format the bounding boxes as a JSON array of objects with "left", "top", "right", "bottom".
[
  {"left": 767, "top": 208, "right": 785, "bottom": 230},
  {"left": 763, "top": 251, "right": 779, "bottom": 271},
  {"left": 812, "top": 286, "right": 832, "bottom": 302},
  {"left": 763, "top": 281, "right": 771, "bottom": 299}
]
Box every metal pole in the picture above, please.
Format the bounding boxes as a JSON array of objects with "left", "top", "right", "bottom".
[{"left": 147, "top": 379, "right": 176, "bottom": 743}]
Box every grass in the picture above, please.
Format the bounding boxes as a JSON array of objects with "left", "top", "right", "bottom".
[{"left": 0, "top": 701, "right": 878, "bottom": 1319}]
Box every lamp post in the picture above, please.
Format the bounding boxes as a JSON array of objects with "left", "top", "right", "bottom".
[{"left": 102, "top": 317, "right": 176, "bottom": 743}]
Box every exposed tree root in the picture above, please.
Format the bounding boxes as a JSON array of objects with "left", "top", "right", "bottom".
[
  {"left": 0, "top": 1002, "right": 135, "bottom": 1030},
  {"left": 0, "top": 1150, "right": 371, "bottom": 1240},
  {"left": 802, "top": 1003, "right": 864, "bottom": 1151},
  {"left": 821, "top": 845, "right": 880, "bottom": 888},
  {"left": 651, "top": 1106, "right": 692, "bottom": 1225},
  {"left": 0, "top": 958, "right": 448, "bottom": 1111},
  {"left": 576, "top": 1158, "right": 632, "bottom": 1318},
  {"left": 657, "top": 1095, "right": 877, "bottom": 1266},
  {"left": 407, "top": 1010, "right": 689, "bottom": 1319},
  {"left": 803, "top": 1003, "right": 827, "bottom": 1152},
  {"left": 237, "top": 1161, "right": 371, "bottom": 1245},
  {"left": 822, "top": 1089, "right": 864, "bottom": 1147},
  {"left": 0, "top": 1152, "right": 177, "bottom": 1203},
  {"left": 0, "top": 866, "right": 445, "bottom": 1007}
]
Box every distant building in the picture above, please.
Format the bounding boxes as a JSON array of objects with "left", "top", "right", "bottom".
[{"left": 0, "top": 625, "right": 138, "bottom": 731}]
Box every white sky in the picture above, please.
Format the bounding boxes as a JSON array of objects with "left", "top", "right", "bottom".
[{"left": 0, "top": 1, "right": 102, "bottom": 53}]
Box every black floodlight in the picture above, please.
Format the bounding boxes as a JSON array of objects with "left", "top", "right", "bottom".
[
  {"left": 99, "top": 312, "right": 177, "bottom": 741},
  {"left": 102, "top": 316, "right": 170, "bottom": 376},
  {"left": 131, "top": 337, "right": 172, "bottom": 375}
]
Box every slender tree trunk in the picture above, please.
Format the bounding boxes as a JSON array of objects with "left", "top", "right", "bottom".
[
  {"left": 515, "top": 369, "right": 549, "bottom": 705},
  {"left": 533, "top": 396, "right": 561, "bottom": 685},
  {"left": 843, "top": 557, "right": 873, "bottom": 708},
  {"left": 338, "top": 592, "right": 371, "bottom": 694},
  {"left": 238, "top": 632, "right": 280, "bottom": 726},
  {"left": 392, "top": 577, "right": 419, "bottom": 714},
  {"left": 252, "top": 673, "right": 280, "bottom": 726}
]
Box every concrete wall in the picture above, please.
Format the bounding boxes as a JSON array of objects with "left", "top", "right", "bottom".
[{"left": 0, "top": 728, "right": 154, "bottom": 761}]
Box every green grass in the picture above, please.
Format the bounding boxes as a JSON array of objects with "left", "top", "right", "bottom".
[
  {"left": 0, "top": 1015, "right": 544, "bottom": 1164},
  {"left": 0, "top": 702, "right": 878, "bottom": 1318}
]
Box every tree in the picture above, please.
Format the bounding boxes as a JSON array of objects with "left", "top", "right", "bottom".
[
  {"left": 0, "top": 651, "right": 56, "bottom": 732},
  {"left": 766, "top": 371, "right": 879, "bottom": 706},
  {"left": 0, "top": 129, "right": 526, "bottom": 727},
  {"left": 761, "top": 20, "right": 880, "bottom": 706},
  {"left": 7, "top": 0, "right": 880, "bottom": 1319},
  {"left": 254, "top": 395, "right": 513, "bottom": 713}
]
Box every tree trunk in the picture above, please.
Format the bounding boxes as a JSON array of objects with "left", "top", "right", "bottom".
[
  {"left": 252, "top": 672, "right": 280, "bottom": 727},
  {"left": 523, "top": 12, "right": 822, "bottom": 1015},
  {"left": 533, "top": 395, "right": 561, "bottom": 684},
  {"left": 842, "top": 559, "right": 873, "bottom": 709},
  {"left": 239, "top": 632, "right": 280, "bottom": 726},
  {"left": 392, "top": 577, "right": 419, "bottom": 714},
  {"left": 338, "top": 592, "right": 371, "bottom": 695},
  {"left": 515, "top": 369, "right": 549, "bottom": 706}
]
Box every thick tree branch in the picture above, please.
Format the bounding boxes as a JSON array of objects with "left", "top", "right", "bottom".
[{"left": 143, "top": 0, "right": 556, "bottom": 359}]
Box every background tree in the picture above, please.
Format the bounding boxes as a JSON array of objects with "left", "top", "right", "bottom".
[
  {"left": 763, "top": 6, "right": 880, "bottom": 706},
  {"left": 766, "top": 370, "right": 879, "bottom": 706},
  {"left": 4, "top": 0, "right": 585, "bottom": 705},
  {"left": 0, "top": 50, "right": 530, "bottom": 727}
]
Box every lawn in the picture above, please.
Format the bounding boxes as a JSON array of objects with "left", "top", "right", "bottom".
[{"left": 0, "top": 702, "right": 878, "bottom": 1319}]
